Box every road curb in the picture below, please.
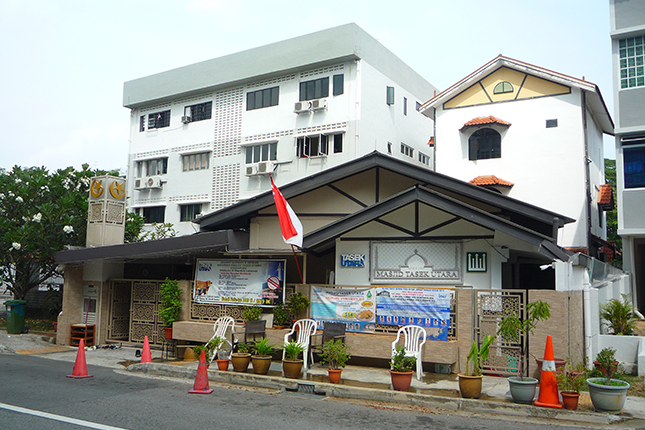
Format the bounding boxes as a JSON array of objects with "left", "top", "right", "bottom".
[{"left": 126, "top": 362, "right": 628, "bottom": 426}]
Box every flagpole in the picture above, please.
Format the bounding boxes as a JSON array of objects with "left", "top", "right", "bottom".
[{"left": 291, "top": 245, "right": 304, "bottom": 284}]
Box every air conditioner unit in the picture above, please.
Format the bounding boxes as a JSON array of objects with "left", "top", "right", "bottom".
[
  {"left": 245, "top": 165, "right": 258, "bottom": 176},
  {"left": 294, "top": 101, "right": 311, "bottom": 113},
  {"left": 134, "top": 179, "right": 144, "bottom": 190},
  {"left": 310, "top": 98, "right": 328, "bottom": 111},
  {"left": 257, "top": 161, "right": 274, "bottom": 174},
  {"left": 181, "top": 116, "right": 192, "bottom": 124},
  {"left": 145, "top": 176, "right": 163, "bottom": 189}
]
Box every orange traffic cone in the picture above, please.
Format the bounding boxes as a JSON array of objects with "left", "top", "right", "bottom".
[
  {"left": 534, "top": 335, "right": 562, "bottom": 409},
  {"left": 141, "top": 335, "right": 152, "bottom": 363},
  {"left": 189, "top": 350, "right": 214, "bottom": 394},
  {"left": 66, "top": 339, "right": 93, "bottom": 379}
]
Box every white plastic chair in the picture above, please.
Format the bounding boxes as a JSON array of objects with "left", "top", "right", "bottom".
[
  {"left": 283, "top": 319, "right": 317, "bottom": 370},
  {"left": 208, "top": 316, "right": 235, "bottom": 363},
  {"left": 391, "top": 325, "right": 427, "bottom": 379}
]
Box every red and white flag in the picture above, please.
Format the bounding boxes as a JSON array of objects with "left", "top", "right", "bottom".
[{"left": 270, "top": 176, "right": 303, "bottom": 248}]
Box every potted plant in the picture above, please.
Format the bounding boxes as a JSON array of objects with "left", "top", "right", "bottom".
[
  {"left": 496, "top": 300, "right": 550, "bottom": 404},
  {"left": 231, "top": 342, "right": 252, "bottom": 372},
  {"left": 600, "top": 294, "right": 638, "bottom": 335},
  {"left": 556, "top": 361, "right": 586, "bottom": 410},
  {"left": 207, "top": 337, "right": 230, "bottom": 371},
  {"left": 458, "top": 334, "right": 495, "bottom": 398},
  {"left": 272, "top": 304, "right": 291, "bottom": 329},
  {"left": 587, "top": 347, "right": 630, "bottom": 413},
  {"left": 390, "top": 345, "right": 416, "bottom": 391},
  {"left": 282, "top": 340, "right": 306, "bottom": 378},
  {"left": 287, "top": 292, "right": 310, "bottom": 321},
  {"left": 320, "top": 339, "right": 351, "bottom": 384},
  {"left": 159, "top": 278, "right": 182, "bottom": 340},
  {"left": 242, "top": 305, "right": 262, "bottom": 324},
  {"left": 251, "top": 337, "right": 275, "bottom": 375}
]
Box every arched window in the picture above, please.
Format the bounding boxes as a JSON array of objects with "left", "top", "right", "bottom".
[
  {"left": 469, "top": 128, "right": 501, "bottom": 160},
  {"left": 493, "top": 81, "right": 513, "bottom": 94}
]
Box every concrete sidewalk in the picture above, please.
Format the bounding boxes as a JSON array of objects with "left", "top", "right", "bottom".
[{"left": 1, "top": 330, "right": 644, "bottom": 427}]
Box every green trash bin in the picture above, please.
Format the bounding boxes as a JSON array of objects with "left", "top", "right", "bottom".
[{"left": 4, "top": 300, "right": 27, "bottom": 334}]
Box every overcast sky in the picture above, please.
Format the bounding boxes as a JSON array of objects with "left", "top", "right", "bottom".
[{"left": 0, "top": 0, "right": 615, "bottom": 173}]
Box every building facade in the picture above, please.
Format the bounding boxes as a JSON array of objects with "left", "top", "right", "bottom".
[
  {"left": 610, "top": 0, "right": 645, "bottom": 312},
  {"left": 124, "top": 24, "right": 436, "bottom": 236},
  {"left": 420, "top": 56, "right": 614, "bottom": 257}
]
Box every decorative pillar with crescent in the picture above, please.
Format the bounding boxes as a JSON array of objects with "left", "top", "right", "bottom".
[{"left": 86, "top": 175, "right": 127, "bottom": 247}]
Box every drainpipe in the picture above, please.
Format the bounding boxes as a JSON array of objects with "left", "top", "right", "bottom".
[
  {"left": 582, "top": 259, "right": 594, "bottom": 368},
  {"left": 581, "top": 91, "right": 593, "bottom": 255}
]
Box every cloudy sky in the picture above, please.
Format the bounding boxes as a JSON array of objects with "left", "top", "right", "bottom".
[{"left": 0, "top": 0, "right": 615, "bottom": 173}]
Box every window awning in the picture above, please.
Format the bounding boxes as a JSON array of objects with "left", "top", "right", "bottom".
[{"left": 460, "top": 115, "right": 511, "bottom": 132}]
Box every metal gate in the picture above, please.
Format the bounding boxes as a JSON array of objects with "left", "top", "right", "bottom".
[
  {"left": 107, "top": 280, "right": 131, "bottom": 341},
  {"left": 475, "top": 290, "right": 527, "bottom": 376}
]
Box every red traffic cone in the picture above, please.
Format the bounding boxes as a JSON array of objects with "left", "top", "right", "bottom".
[
  {"left": 141, "top": 335, "right": 152, "bottom": 363},
  {"left": 189, "top": 350, "right": 214, "bottom": 394},
  {"left": 534, "top": 335, "right": 562, "bottom": 409},
  {"left": 66, "top": 339, "right": 93, "bottom": 379}
]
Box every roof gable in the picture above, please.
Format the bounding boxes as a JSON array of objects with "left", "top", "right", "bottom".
[
  {"left": 197, "top": 152, "right": 572, "bottom": 240},
  {"left": 421, "top": 56, "right": 614, "bottom": 133},
  {"left": 444, "top": 66, "right": 571, "bottom": 109}
]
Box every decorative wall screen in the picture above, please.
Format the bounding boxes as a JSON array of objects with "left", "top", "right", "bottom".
[
  {"left": 108, "top": 280, "right": 132, "bottom": 341},
  {"left": 476, "top": 290, "right": 527, "bottom": 376}
]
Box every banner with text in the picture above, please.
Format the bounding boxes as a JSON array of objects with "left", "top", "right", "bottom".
[
  {"left": 310, "top": 286, "right": 377, "bottom": 333},
  {"left": 375, "top": 287, "right": 452, "bottom": 341},
  {"left": 193, "top": 259, "right": 285, "bottom": 306}
]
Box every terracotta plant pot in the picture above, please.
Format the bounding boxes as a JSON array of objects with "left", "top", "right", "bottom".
[
  {"left": 231, "top": 352, "right": 251, "bottom": 372},
  {"left": 216, "top": 358, "right": 230, "bottom": 371},
  {"left": 274, "top": 325, "right": 285, "bottom": 330},
  {"left": 328, "top": 368, "right": 342, "bottom": 384},
  {"left": 390, "top": 369, "right": 414, "bottom": 391},
  {"left": 164, "top": 327, "right": 173, "bottom": 340},
  {"left": 282, "top": 359, "right": 303, "bottom": 378},
  {"left": 458, "top": 373, "right": 483, "bottom": 398},
  {"left": 561, "top": 391, "right": 580, "bottom": 410},
  {"left": 252, "top": 355, "right": 272, "bottom": 375}
]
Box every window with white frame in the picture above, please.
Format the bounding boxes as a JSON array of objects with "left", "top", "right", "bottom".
[
  {"left": 400, "top": 143, "right": 413, "bottom": 158},
  {"left": 468, "top": 128, "right": 501, "bottom": 160},
  {"left": 135, "top": 158, "right": 168, "bottom": 178},
  {"left": 245, "top": 142, "right": 277, "bottom": 164},
  {"left": 180, "top": 204, "right": 202, "bottom": 222},
  {"left": 299, "top": 77, "right": 329, "bottom": 101},
  {"left": 619, "top": 36, "right": 645, "bottom": 89},
  {"left": 297, "top": 133, "right": 343, "bottom": 158},
  {"left": 138, "top": 206, "right": 165, "bottom": 224},
  {"left": 184, "top": 101, "right": 212, "bottom": 122},
  {"left": 418, "top": 152, "right": 430, "bottom": 166},
  {"left": 246, "top": 87, "right": 279, "bottom": 110},
  {"left": 182, "top": 152, "right": 210, "bottom": 172},
  {"left": 146, "top": 110, "right": 170, "bottom": 130}
]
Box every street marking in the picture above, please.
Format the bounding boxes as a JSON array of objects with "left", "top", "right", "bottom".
[{"left": 0, "top": 402, "right": 128, "bottom": 430}]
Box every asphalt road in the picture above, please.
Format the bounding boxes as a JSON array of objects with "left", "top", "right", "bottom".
[{"left": 0, "top": 354, "right": 595, "bottom": 430}]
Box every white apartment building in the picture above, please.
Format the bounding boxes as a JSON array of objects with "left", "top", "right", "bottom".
[
  {"left": 610, "top": 0, "right": 645, "bottom": 311},
  {"left": 420, "top": 56, "right": 614, "bottom": 257},
  {"left": 123, "top": 24, "right": 436, "bottom": 236}
]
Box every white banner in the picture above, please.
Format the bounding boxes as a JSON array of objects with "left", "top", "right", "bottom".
[{"left": 193, "top": 259, "right": 285, "bottom": 306}]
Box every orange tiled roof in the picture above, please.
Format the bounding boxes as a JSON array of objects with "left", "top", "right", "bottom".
[
  {"left": 598, "top": 184, "right": 614, "bottom": 210},
  {"left": 428, "top": 137, "right": 434, "bottom": 146},
  {"left": 469, "top": 175, "right": 514, "bottom": 187},
  {"left": 460, "top": 115, "right": 512, "bottom": 131}
]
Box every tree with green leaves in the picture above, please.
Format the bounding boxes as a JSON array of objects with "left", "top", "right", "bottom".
[{"left": 0, "top": 165, "right": 135, "bottom": 300}]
